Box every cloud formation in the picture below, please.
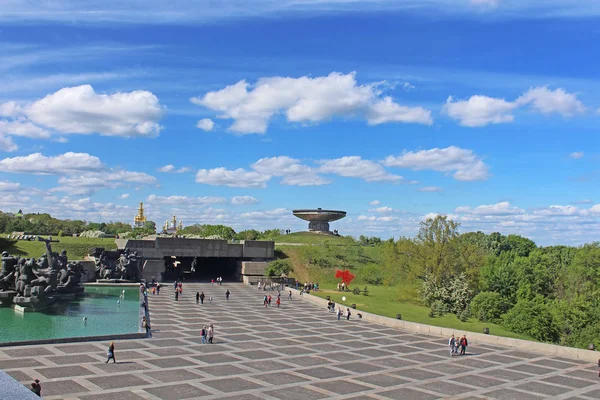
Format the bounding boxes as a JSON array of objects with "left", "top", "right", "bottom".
[
  {"left": 319, "top": 156, "right": 402, "bottom": 182},
  {"left": 195, "top": 167, "right": 270, "bottom": 188},
  {"left": 191, "top": 72, "right": 432, "bottom": 134},
  {"left": 158, "top": 165, "right": 191, "bottom": 173},
  {"left": 251, "top": 156, "right": 330, "bottom": 186},
  {"left": 196, "top": 118, "right": 215, "bottom": 131},
  {"left": 383, "top": 146, "right": 489, "bottom": 181},
  {"left": 444, "top": 86, "right": 585, "bottom": 127},
  {"left": 0, "top": 85, "right": 164, "bottom": 148}
]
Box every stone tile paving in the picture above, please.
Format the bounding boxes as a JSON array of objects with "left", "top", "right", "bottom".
[{"left": 1, "top": 282, "right": 600, "bottom": 399}]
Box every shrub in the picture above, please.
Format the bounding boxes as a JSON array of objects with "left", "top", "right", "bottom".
[
  {"left": 502, "top": 296, "right": 560, "bottom": 343},
  {"left": 352, "top": 287, "right": 360, "bottom": 295},
  {"left": 470, "top": 291, "right": 508, "bottom": 323},
  {"left": 362, "top": 263, "right": 383, "bottom": 285},
  {"left": 266, "top": 259, "right": 293, "bottom": 277}
]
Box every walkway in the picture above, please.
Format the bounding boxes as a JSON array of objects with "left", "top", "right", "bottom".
[{"left": 0, "top": 283, "right": 599, "bottom": 399}]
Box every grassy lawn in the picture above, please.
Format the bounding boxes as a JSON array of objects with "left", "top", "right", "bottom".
[
  {"left": 0, "top": 235, "right": 117, "bottom": 259},
  {"left": 275, "top": 232, "right": 354, "bottom": 245},
  {"left": 313, "top": 285, "right": 532, "bottom": 341}
]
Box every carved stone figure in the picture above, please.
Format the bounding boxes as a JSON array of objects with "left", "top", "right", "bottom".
[{"left": 0, "top": 251, "right": 18, "bottom": 291}]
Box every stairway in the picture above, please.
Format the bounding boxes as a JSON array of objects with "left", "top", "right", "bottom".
[{"left": 141, "top": 260, "right": 165, "bottom": 281}]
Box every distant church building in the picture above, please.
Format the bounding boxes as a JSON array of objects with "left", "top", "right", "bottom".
[
  {"left": 134, "top": 202, "right": 147, "bottom": 228},
  {"left": 163, "top": 215, "right": 183, "bottom": 235}
]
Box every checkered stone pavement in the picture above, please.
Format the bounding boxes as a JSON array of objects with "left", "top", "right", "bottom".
[{"left": 1, "top": 282, "right": 600, "bottom": 399}]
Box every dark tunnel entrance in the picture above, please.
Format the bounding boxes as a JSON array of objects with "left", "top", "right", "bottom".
[{"left": 162, "top": 256, "right": 239, "bottom": 282}]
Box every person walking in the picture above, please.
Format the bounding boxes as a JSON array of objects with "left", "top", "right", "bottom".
[
  {"left": 288, "top": 290, "right": 292, "bottom": 301},
  {"left": 106, "top": 342, "right": 116, "bottom": 363},
  {"left": 196, "top": 292, "right": 200, "bottom": 304},
  {"left": 201, "top": 326, "right": 207, "bottom": 344},
  {"left": 346, "top": 308, "right": 351, "bottom": 321},
  {"left": 268, "top": 295, "right": 272, "bottom": 306},
  {"left": 276, "top": 296, "right": 281, "bottom": 308},
  {"left": 208, "top": 324, "right": 214, "bottom": 344},
  {"left": 258, "top": 281, "right": 262, "bottom": 291},
  {"left": 175, "top": 290, "right": 179, "bottom": 301},
  {"left": 225, "top": 289, "right": 230, "bottom": 301},
  {"left": 337, "top": 307, "right": 342, "bottom": 321},
  {"left": 200, "top": 291, "right": 205, "bottom": 304},
  {"left": 448, "top": 334, "right": 456, "bottom": 356},
  {"left": 30, "top": 379, "right": 41, "bottom": 396},
  {"left": 460, "top": 335, "right": 468, "bottom": 355},
  {"left": 156, "top": 284, "right": 160, "bottom": 295},
  {"left": 173, "top": 281, "right": 177, "bottom": 291},
  {"left": 142, "top": 316, "right": 150, "bottom": 334},
  {"left": 263, "top": 295, "right": 268, "bottom": 307}
]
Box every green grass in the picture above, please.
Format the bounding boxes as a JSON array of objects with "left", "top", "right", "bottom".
[
  {"left": 313, "top": 285, "right": 533, "bottom": 341},
  {"left": 275, "top": 232, "right": 355, "bottom": 245},
  {"left": 0, "top": 236, "right": 117, "bottom": 259}
]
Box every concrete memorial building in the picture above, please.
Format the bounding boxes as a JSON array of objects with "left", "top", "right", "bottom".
[{"left": 118, "top": 237, "right": 274, "bottom": 283}]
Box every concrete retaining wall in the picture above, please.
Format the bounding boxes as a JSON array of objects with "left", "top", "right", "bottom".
[
  {"left": 293, "top": 289, "right": 599, "bottom": 363},
  {"left": 241, "top": 240, "right": 275, "bottom": 259}
]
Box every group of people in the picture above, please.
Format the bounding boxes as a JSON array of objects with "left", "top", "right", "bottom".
[
  {"left": 200, "top": 325, "right": 215, "bottom": 344},
  {"left": 298, "top": 281, "right": 319, "bottom": 294},
  {"left": 211, "top": 277, "right": 224, "bottom": 285},
  {"left": 448, "top": 334, "right": 468, "bottom": 356},
  {"left": 336, "top": 306, "right": 352, "bottom": 320},
  {"left": 174, "top": 281, "right": 183, "bottom": 300},
  {"left": 262, "top": 292, "right": 283, "bottom": 307}
]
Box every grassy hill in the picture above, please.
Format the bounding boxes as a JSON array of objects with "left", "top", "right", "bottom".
[
  {"left": 274, "top": 231, "right": 356, "bottom": 245},
  {"left": 0, "top": 236, "right": 117, "bottom": 259}
]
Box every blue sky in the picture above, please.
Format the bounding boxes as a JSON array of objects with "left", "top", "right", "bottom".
[{"left": 0, "top": 0, "right": 599, "bottom": 245}]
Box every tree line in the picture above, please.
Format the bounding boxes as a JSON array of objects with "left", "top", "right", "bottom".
[{"left": 380, "top": 215, "right": 600, "bottom": 348}]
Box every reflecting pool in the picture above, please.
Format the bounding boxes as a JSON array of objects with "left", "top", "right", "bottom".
[{"left": 0, "top": 286, "right": 139, "bottom": 343}]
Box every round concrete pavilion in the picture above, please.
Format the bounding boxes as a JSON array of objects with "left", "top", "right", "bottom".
[{"left": 292, "top": 208, "right": 346, "bottom": 234}]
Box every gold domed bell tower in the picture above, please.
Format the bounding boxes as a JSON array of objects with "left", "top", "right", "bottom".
[{"left": 134, "top": 202, "right": 147, "bottom": 228}]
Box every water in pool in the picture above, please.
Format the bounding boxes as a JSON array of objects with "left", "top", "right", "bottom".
[{"left": 0, "top": 286, "right": 140, "bottom": 343}]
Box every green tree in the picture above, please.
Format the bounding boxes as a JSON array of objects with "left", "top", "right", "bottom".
[
  {"left": 502, "top": 296, "right": 560, "bottom": 342},
  {"left": 266, "top": 259, "right": 293, "bottom": 277},
  {"left": 469, "top": 291, "right": 508, "bottom": 323}
]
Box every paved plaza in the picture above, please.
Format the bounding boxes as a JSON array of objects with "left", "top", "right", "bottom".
[{"left": 1, "top": 283, "right": 600, "bottom": 399}]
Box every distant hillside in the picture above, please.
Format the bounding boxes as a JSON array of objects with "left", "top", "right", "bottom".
[{"left": 0, "top": 236, "right": 117, "bottom": 260}]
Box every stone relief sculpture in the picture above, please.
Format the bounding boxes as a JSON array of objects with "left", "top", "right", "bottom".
[{"left": 0, "top": 237, "right": 85, "bottom": 310}]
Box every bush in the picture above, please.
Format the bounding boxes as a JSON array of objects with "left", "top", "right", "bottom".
[
  {"left": 352, "top": 287, "right": 360, "bottom": 295},
  {"left": 266, "top": 259, "right": 293, "bottom": 277},
  {"left": 362, "top": 263, "right": 383, "bottom": 285},
  {"left": 502, "top": 297, "right": 560, "bottom": 342},
  {"left": 470, "top": 291, "right": 508, "bottom": 323}
]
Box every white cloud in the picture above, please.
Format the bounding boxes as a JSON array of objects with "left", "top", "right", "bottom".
[
  {"left": 240, "top": 208, "right": 288, "bottom": 219},
  {"left": 373, "top": 206, "right": 393, "bottom": 213},
  {"left": 445, "top": 86, "right": 585, "bottom": 127},
  {"left": 419, "top": 186, "right": 443, "bottom": 192},
  {"left": 158, "top": 164, "right": 175, "bottom": 173},
  {"left": 195, "top": 167, "right": 271, "bottom": 188},
  {"left": 569, "top": 152, "right": 584, "bottom": 159},
  {"left": 0, "top": 85, "right": 164, "bottom": 141},
  {"left": 383, "top": 146, "right": 489, "bottom": 181},
  {"left": 0, "top": 120, "right": 51, "bottom": 138},
  {"left": 455, "top": 201, "right": 525, "bottom": 216},
  {"left": 196, "top": 118, "right": 215, "bottom": 131},
  {"left": 443, "top": 95, "right": 517, "bottom": 127},
  {"left": 251, "top": 156, "right": 330, "bottom": 186},
  {"left": 369, "top": 200, "right": 380, "bottom": 206},
  {"left": 52, "top": 170, "right": 158, "bottom": 196},
  {"left": 231, "top": 196, "right": 259, "bottom": 205},
  {"left": 357, "top": 215, "right": 376, "bottom": 221},
  {"left": 118, "top": 193, "right": 130, "bottom": 199},
  {"left": 0, "top": 152, "right": 103, "bottom": 174},
  {"left": 516, "top": 86, "right": 585, "bottom": 117},
  {"left": 571, "top": 199, "right": 593, "bottom": 205},
  {"left": 0, "top": 135, "right": 18, "bottom": 152},
  {"left": 158, "top": 164, "right": 191, "bottom": 173},
  {"left": 367, "top": 97, "right": 433, "bottom": 125},
  {"left": 377, "top": 216, "right": 397, "bottom": 222},
  {"left": 319, "top": 156, "right": 402, "bottom": 182},
  {"left": 191, "top": 72, "right": 432, "bottom": 134},
  {"left": 533, "top": 205, "right": 579, "bottom": 216},
  {"left": 146, "top": 195, "right": 227, "bottom": 206},
  {"left": 0, "top": 181, "right": 21, "bottom": 191}
]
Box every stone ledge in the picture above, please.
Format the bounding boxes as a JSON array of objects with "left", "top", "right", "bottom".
[{"left": 294, "top": 288, "right": 600, "bottom": 363}]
